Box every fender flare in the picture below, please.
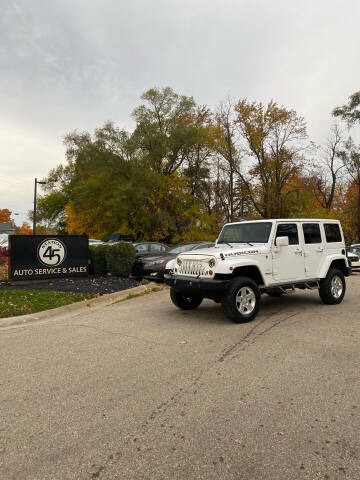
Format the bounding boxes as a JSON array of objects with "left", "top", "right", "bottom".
[
  {"left": 227, "top": 260, "right": 266, "bottom": 285},
  {"left": 318, "top": 255, "right": 349, "bottom": 278}
]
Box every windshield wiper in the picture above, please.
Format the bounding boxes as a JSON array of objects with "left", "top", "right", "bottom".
[{"left": 218, "top": 242, "right": 233, "bottom": 248}]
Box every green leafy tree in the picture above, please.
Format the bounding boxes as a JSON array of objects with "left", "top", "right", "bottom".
[
  {"left": 333, "top": 91, "right": 360, "bottom": 126},
  {"left": 131, "top": 87, "right": 199, "bottom": 175}
]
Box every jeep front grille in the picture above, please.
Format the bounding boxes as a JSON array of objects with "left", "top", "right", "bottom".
[{"left": 178, "top": 260, "right": 208, "bottom": 277}]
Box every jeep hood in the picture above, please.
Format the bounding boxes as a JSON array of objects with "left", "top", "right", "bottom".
[{"left": 178, "top": 244, "right": 269, "bottom": 258}]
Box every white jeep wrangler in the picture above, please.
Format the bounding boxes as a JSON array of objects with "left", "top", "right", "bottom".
[{"left": 164, "top": 219, "right": 350, "bottom": 323}]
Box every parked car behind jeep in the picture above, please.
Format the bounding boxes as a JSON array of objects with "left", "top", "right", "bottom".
[
  {"left": 133, "top": 242, "right": 169, "bottom": 258},
  {"left": 347, "top": 246, "right": 360, "bottom": 269}
]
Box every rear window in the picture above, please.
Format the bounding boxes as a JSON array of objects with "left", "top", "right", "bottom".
[
  {"left": 324, "top": 223, "right": 342, "bottom": 243},
  {"left": 302, "top": 223, "right": 322, "bottom": 244}
]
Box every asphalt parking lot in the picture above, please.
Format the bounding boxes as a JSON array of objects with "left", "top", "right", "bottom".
[{"left": 1, "top": 273, "right": 360, "bottom": 480}]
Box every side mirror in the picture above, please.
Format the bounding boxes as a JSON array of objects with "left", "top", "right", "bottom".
[{"left": 276, "top": 236, "right": 289, "bottom": 247}]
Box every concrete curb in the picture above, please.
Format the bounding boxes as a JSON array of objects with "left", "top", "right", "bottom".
[{"left": 0, "top": 283, "right": 168, "bottom": 328}]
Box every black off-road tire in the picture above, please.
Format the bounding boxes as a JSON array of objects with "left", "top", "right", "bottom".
[
  {"left": 170, "top": 288, "right": 203, "bottom": 310},
  {"left": 319, "top": 268, "right": 346, "bottom": 305},
  {"left": 222, "top": 276, "right": 261, "bottom": 323}
]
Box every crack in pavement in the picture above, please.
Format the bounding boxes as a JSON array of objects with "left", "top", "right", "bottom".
[
  {"left": 91, "top": 309, "right": 299, "bottom": 479},
  {"left": 221, "top": 311, "right": 299, "bottom": 363},
  {"left": 144, "top": 309, "right": 298, "bottom": 424}
]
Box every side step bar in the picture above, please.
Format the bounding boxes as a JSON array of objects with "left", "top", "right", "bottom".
[
  {"left": 265, "top": 281, "right": 320, "bottom": 294},
  {"left": 279, "top": 286, "right": 295, "bottom": 293}
]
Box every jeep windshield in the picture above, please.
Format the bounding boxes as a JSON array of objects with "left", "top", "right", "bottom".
[{"left": 218, "top": 222, "right": 272, "bottom": 244}]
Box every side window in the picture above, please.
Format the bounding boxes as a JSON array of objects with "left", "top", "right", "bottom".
[
  {"left": 135, "top": 244, "right": 148, "bottom": 253},
  {"left": 275, "top": 223, "right": 299, "bottom": 245},
  {"left": 150, "top": 243, "right": 163, "bottom": 253},
  {"left": 302, "top": 223, "right": 322, "bottom": 244},
  {"left": 324, "top": 223, "right": 342, "bottom": 243}
]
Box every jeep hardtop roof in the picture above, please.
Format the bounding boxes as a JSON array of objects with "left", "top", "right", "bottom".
[{"left": 224, "top": 218, "right": 341, "bottom": 226}]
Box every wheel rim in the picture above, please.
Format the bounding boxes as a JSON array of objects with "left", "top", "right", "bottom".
[
  {"left": 235, "top": 286, "right": 256, "bottom": 315},
  {"left": 331, "top": 275, "right": 343, "bottom": 299}
]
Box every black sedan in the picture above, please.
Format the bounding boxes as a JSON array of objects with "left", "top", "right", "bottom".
[{"left": 132, "top": 242, "right": 215, "bottom": 281}]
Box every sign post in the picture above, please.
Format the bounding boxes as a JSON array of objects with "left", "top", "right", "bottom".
[{"left": 8, "top": 235, "right": 89, "bottom": 281}]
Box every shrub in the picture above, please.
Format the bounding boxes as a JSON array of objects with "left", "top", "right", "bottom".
[
  {"left": 0, "top": 247, "right": 8, "bottom": 272},
  {"left": 0, "top": 246, "right": 8, "bottom": 262},
  {"left": 106, "top": 242, "right": 136, "bottom": 277},
  {"left": 89, "top": 244, "right": 109, "bottom": 275},
  {"left": 0, "top": 257, "right": 8, "bottom": 282}
]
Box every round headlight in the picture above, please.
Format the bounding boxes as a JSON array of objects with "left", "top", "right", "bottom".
[
  {"left": 177, "top": 258, "right": 182, "bottom": 266},
  {"left": 208, "top": 259, "right": 215, "bottom": 268}
]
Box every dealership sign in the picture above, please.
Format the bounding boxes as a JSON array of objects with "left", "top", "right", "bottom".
[{"left": 9, "top": 235, "right": 89, "bottom": 281}]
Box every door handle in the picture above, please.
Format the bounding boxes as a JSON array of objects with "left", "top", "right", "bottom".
[
  {"left": 316, "top": 247, "right": 324, "bottom": 252},
  {"left": 294, "top": 249, "right": 303, "bottom": 255}
]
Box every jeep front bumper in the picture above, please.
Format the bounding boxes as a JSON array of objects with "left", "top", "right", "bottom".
[{"left": 164, "top": 273, "right": 230, "bottom": 294}]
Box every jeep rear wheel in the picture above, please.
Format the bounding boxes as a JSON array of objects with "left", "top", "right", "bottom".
[
  {"left": 319, "top": 268, "right": 346, "bottom": 305},
  {"left": 222, "top": 277, "right": 261, "bottom": 323},
  {"left": 170, "top": 288, "right": 203, "bottom": 310}
]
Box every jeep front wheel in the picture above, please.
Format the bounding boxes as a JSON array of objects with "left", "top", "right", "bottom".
[
  {"left": 170, "top": 288, "right": 203, "bottom": 310},
  {"left": 319, "top": 268, "right": 346, "bottom": 305},
  {"left": 222, "top": 277, "right": 261, "bottom": 323}
]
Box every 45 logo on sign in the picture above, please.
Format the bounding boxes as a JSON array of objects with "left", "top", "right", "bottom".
[{"left": 37, "top": 239, "right": 67, "bottom": 266}]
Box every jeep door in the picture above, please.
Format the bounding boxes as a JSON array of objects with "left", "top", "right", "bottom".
[
  {"left": 301, "top": 222, "right": 324, "bottom": 278},
  {"left": 272, "top": 222, "right": 305, "bottom": 281}
]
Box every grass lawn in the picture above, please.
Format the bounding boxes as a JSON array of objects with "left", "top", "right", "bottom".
[{"left": 0, "top": 290, "right": 94, "bottom": 319}]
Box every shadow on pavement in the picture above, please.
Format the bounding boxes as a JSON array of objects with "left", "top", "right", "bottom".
[{"left": 164, "top": 289, "right": 324, "bottom": 326}]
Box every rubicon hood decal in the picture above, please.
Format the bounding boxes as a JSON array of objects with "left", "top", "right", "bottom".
[{"left": 225, "top": 249, "right": 259, "bottom": 257}]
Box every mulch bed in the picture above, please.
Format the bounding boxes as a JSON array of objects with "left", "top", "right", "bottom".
[{"left": 0, "top": 276, "right": 139, "bottom": 295}]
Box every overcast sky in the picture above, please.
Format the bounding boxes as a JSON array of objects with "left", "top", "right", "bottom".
[{"left": 1, "top": 0, "right": 359, "bottom": 224}]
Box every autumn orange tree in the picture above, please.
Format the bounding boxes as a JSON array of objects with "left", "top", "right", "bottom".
[
  {"left": 0, "top": 209, "right": 12, "bottom": 223},
  {"left": 15, "top": 222, "right": 33, "bottom": 235},
  {"left": 233, "top": 99, "right": 308, "bottom": 218}
]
